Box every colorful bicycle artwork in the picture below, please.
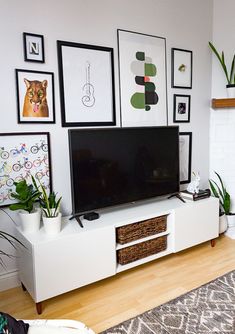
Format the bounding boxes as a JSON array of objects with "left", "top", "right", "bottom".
[{"left": 0, "top": 132, "right": 51, "bottom": 206}]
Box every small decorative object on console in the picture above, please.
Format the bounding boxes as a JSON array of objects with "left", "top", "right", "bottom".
[
  {"left": 180, "top": 189, "right": 211, "bottom": 201},
  {"left": 187, "top": 171, "right": 200, "bottom": 194}
]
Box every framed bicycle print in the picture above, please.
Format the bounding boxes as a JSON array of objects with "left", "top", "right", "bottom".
[
  {"left": 179, "top": 132, "right": 192, "bottom": 184},
  {"left": 173, "top": 94, "right": 191, "bottom": 123},
  {"left": 0, "top": 132, "right": 52, "bottom": 207},
  {"left": 23, "top": 32, "right": 45, "bottom": 63},
  {"left": 57, "top": 40, "right": 116, "bottom": 127},
  {"left": 171, "top": 48, "right": 192, "bottom": 89},
  {"left": 118, "top": 29, "right": 168, "bottom": 127},
  {"left": 16, "top": 69, "right": 55, "bottom": 124}
]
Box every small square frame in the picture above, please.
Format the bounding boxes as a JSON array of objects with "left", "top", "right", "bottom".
[
  {"left": 171, "top": 48, "right": 192, "bottom": 89},
  {"left": 23, "top": 32, "right": 45, "bottom": 63},
  {"left": 179, "top": 132, "right": 192, "bottom": 184},
  {"left": 173, "top": 94, "right": 191, "bottom": 123}
]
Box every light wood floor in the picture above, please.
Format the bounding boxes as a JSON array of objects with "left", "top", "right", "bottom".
[{"left": 0, "top": 235, "right": 235, "bottom": 333}]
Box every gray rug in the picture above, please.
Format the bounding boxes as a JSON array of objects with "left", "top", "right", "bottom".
[{"left": 101, "top": 270, "right": 235, "bottom": 334}]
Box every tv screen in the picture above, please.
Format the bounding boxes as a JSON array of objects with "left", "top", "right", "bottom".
[{"left": 69, "top": 127, "right": 179, "bottom": 214}]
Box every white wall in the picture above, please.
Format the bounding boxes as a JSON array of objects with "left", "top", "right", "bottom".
[
  {"left": 0, "top": 0, "right": 213, "bottom": 289},
  {"left": 210, "top": 0, "right": 235, "bottom": 211}
]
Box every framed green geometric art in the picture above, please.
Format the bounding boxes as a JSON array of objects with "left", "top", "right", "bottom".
[{"left": 117, "top": 29, "right": 168, "bottom": 127}]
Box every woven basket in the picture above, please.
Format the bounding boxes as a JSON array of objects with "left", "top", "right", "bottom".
[
  {"left": 116, "top": 215, "right": 167, "bottom": 245},
  {"left": 117, "top": 235, "right": 167, "bottom": 265}
]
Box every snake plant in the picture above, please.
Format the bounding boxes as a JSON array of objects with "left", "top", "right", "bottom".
[
  {"left": 209, "top": 42, "right": 235, "bottom": 85},
  {"left": 209, "top": 171, "right": 231, "bottom": 215}
]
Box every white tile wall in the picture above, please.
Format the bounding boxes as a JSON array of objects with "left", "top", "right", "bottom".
[{"left": 210, "top": 109, "right": 235, "bottom": 212}]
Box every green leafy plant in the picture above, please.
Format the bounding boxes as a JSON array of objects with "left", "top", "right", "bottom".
[
  {"left": 0, "top": 209, "right": 25, "bottom": 266},
  {"left": 0, "top": 230, "right": 24, "bottom": 266},
  {"left": 209, "top": 41, "right": 235, "bottom": 85},
  {"left": 209, "top": 171, "right": 231, "bottom": 214},
  {"left": 33, "top": 177, "right": 62, "bottom": 218},
  {"left": 9, "top": 178, "right": 41, "bottom": 213}
]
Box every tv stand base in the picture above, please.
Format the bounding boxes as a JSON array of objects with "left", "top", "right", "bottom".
[
  {"left": 168, "top": 193, "right": 186, "bottom": 203},
  {"left": 16, "top": 197, "right": 219, "bottom": 315}
]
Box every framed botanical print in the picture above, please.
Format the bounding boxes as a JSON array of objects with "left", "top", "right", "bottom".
[
  {"left": 0, "top": 132, "right": 52, "bottom": 207},
  {"left": 171, "top": 48, "right": 192, "bottom": 89},
  {"left": 118, "top": 29, "right": 168, "bottom": 127},
  {"left": 173, "top": 94, "right": 191, "bottom": 123},
  {"left": 179, "top": 132, "right": 192, "bottom": 184},
  {"left": 15, "top": 69, "right": 55, "bottom": 124},
  {"left": 23, "top": 32, "right": 45, "bottom": 63},
  {"left": 57, "top": 40, "right": 116, "bottom": 127}
]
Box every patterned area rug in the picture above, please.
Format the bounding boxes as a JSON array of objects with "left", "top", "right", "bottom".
[{"left": 101, "top": 270, "right": 235, "bottom": 334}]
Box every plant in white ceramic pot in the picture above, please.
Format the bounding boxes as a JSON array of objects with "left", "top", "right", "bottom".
[
  {"left": 9, "top": 178, "right": 41, "bottom": 233},
  {"left": 209, "top": 42, "right": 235, "bottom": 97},
  {"left": 34, "top": 178, "right": 62, "bottom": 235},
  {"left": 209, "top": 171, "right": 234, "bottom": 235}
]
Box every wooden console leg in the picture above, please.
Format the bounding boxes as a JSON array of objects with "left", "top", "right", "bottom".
[
  {"left": 36, "top": 302, "right": 42, "bottom": 315},
  {"left": 21, "top": 282, "right": 26, "bottom": 291},
  {"left": 211, "top": 239, "right": 216, "bottom": 247}
]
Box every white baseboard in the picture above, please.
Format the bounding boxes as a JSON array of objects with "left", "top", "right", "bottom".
[{"left": 0, "top": 270, "right": 20, "bottom": 291}]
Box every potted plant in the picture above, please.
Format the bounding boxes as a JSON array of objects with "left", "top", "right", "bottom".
[
  {"left": 209, "top": 171, "right": 235, "bottom": 236},
  {"left": 0, "top": 230, "right": 24, "bottom": 266},
  {"left": 209, "top": 42, "right": 235, "bottom": 97},
  {"left": 9, "top": 178, "right": 41, "bottom": 233},
  {"left": 35, "top": 178, "right": 62, "bottom": 235}
]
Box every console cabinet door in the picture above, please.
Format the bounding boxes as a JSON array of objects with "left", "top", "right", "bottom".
[
  {"left": 173, "top": 198, "right": 219, "bottom": 252},
  {"left": 33, "top": 226, "right": 116, "bottom": 302}
]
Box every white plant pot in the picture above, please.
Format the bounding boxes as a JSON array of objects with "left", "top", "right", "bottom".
[
  {"left": 225, "top": 214, "right": 235, "bottom": 239},
  {"left": 43, "top": 212, "right": 62, "bottom": 235},
  {"left": 19, "top": 208, "right": 41, "bottom": 234},
  {"left": 219, "top": 213, "right": 228, "bottom": 234},
  {"left": 226, "top": 84, "right": 235, "bottom": 98}
]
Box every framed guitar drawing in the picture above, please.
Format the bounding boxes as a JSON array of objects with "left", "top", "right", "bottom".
[{"left": 57, "top": 40, "right": 116, "bottom": 127}]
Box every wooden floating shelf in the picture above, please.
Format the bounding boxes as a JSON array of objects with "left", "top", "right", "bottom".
[{"left": 212, "top": 98, "right": 235, "bottom": 109}]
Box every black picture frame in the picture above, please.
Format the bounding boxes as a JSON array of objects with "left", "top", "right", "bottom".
[
  {"left": 15, "top": 69, "right": 55, "bottom": 124},
  {"left": 179, "top": 132, "right": 192, "bottom": 184},
  {"left": 0, "top": 132, "right": 52, "bottom": 207},
  {"left": 57, "top": 40, "right": 116, "bottom": 127},
  {"left": 173, "top": 94, "right": 191, "bottom": 123},
  {"left": 171, "top": 48, "right": 192, "bottom": 89},
  {"left": 23, "top": 32, "right": 45, "bottom": 63}
]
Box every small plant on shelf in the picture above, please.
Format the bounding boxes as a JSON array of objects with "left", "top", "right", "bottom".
[
  {"left": 32, "top": 176, "right": 62, "bottom": 218},
  {"left": 9, "top": 179, "right": 41, "bottom": 213},
  {"left": 209, "top": 42, "right": 235, "bottom": 87}
]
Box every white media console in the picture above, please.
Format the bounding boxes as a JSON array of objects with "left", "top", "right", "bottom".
[{"left": 16, "top": 196, "right": 219, "bottom": 314}]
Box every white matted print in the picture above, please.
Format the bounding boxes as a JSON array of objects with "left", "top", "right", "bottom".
[
  {"left": 16, "top": 69, "right": 55, "bottom": 123},
  {"left": 179, "top": 132, "right": 192, "bottom": 184},
  {"left": 57, "top": 40, "right": 116, "bottom": 127},
  {"left": 173, "top": 94, "right": 191, "bottom": 123},
  {"left": 0, "top": 132, "right": 51, "bottom": 207},
  {"left": 171, "top": 48, "right": 192, "bottom": 89},
  {"left": 118, "top": 29, "right": 167, "bottom": 127}
]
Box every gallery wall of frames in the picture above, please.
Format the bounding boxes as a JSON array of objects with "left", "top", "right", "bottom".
[{"left": 0, "top": 28, "right": 196, "bottom": 207}]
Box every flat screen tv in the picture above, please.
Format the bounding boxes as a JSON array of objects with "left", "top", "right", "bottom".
[{"left": 68, "top": 126, "right": 179, "bottom": 215}]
